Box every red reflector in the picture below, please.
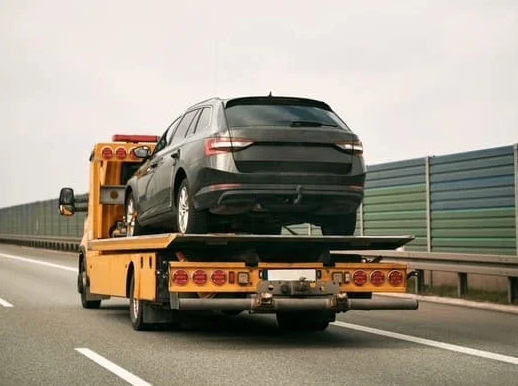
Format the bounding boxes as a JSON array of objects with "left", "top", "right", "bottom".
[
  {"left": 228, "top": 271, "right": 235, "bottom": 284},
  {"left": 211, "top": 270, "right": 227, "bottom": 286},
  {"left": 352, "top": 270, "right": 367, "bottom": 286},
  {"left": 388, "top": 270, "right": 404, "bottom": 286},
  {"left": 101, "top": 147, "right": 113, "bottom": 159},
  {"left": 192, "top": 269, "right": 207, "bottom": 285},
  {"left": 370, "top": 270, "right": 385, "bottom": 286},
  {"left": 112, "top": 134, "right": 159, "bottom": 143},
  {"left": 172, "top": 269, "right": 188, "bottom": 286},
  {"left": 115, "top": 147, "right": 127, "bottom": 159}
]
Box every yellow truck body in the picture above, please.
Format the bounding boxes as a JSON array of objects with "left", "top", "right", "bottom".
[{"left": 60, "top": 134, "right": 418, "bottom": 331}]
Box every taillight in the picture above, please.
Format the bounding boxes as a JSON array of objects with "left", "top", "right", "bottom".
[
  {"left": 204, "top": 137, "right": 254, "bottom": 156},
  {"left": 370, "top": 270, "right": 385, "bottom": 286},
  {"left": 332, "top": 272, "right": 344, "bottom": 284},
  {"left": 388, "top": 270, "right": 404, "bottom": 286},
  {"left": 211, "top": 269, "right": 227, "bottom": 286},
  {"left": 101, "top": 147, "right": 113, "bottom": 159},
  {"left": 237, "top": 272, "right": 250, "bottom": 286},
  {"left": 335, "top": 140, "right": 363, "bottom": 156},
  {"left": 192, "top": 269, "right": 207, "bottom": 286},
  {"left": 115, "top": 147, "right": 127, "bottom": 159},
  {"left": 352, "top": 270, "right": 367, "bottom": 286},
  {"left": 172, "top": 269, "right": 188, "bottom": 286}
]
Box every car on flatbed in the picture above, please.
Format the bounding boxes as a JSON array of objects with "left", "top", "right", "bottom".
[{"left": 125, "top": 95, "right": 365, "bottom": 236}]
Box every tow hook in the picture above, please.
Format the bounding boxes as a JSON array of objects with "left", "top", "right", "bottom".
[
  {"left": 294, "top": 277, "right": 309, "bottom": 292},
  {"left": 336, "top": 292, "right": 348, "bottom": 309},
  {"left": 259, "top": 292, "right": 273, "bottom": 307}
]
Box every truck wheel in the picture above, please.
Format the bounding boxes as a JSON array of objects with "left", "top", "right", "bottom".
[
  {"left": 126, "top": 192, "right": 144, "bottom": 236},
  {"left": 320, "top": 212, "right": 357, "bottom": 236},
  {"left": 129, "top": 275, "right": 150, "bottom": 331},
  {"left": 276, "top": 311, "right": 331, "bottom": 331},
  {"left": 80, "top": 264, "right": 101, "bottom": 309},
  {"left": 176, "top": 179, "right": 208, "bottom": 234}
]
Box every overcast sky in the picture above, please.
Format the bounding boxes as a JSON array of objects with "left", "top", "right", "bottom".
[{"left": 1, "top": 0, "right": 517, "bottom": 208}]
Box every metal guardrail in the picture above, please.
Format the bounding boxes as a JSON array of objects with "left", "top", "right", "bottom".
[
  {"left": 340, "top": 250, "right": 518, "bottom": 303},
  {"left": 0, "top": 234, "right": 517, "bottom": 303},
  {"left": 0, "top": 234, "right": 80, "bottom": 252}
]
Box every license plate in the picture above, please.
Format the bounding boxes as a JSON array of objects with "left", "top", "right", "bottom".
[{"left": 266, "top": 269, "right": 316, "bottom": 281}]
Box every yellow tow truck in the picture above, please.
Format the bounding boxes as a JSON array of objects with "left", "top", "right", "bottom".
[{"left": 59, "top": 134, "right": 418, "bottom": 331}]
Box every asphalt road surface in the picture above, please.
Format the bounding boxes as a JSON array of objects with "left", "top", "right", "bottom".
[{"left": 1, "top": 243, "right": 517, "bottom": 386}]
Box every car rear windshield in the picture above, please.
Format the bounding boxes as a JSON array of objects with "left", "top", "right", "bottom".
[{"left": 225, "top": 103, "right": 351, "bottom": 131}]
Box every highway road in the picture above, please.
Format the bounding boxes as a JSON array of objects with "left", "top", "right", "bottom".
[{"left": 1, "top": 243, "right": 517, "bottom": 386}]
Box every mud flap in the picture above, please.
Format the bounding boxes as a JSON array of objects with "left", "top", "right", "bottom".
[{"left": 142, "top": 302, "right": 179, "bottom": 324}]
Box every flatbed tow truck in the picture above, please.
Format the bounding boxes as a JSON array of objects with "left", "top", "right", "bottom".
[{"left": 59, "top": 134, "right": 418, "bottom": 331}]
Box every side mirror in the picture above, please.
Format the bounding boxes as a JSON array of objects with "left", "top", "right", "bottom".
[
  {"left": 59, "top": 187, "right": 76, "bottom": 216},
  {"left": 133, "top": 146, "right": 151, "bottom": 159}
]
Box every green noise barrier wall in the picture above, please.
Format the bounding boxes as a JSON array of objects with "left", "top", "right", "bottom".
[{"left": 1, "top": 145, "right": 517, "bottom": 255}]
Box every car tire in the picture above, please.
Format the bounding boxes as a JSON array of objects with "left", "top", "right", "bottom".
[
  {"left": 126, "top": 192, "right": 144, "bottom": 236},
  {"left": 79, "top": 262, "right": 101, "bottom": 309},
  {"left": 320, "top": 212, "right": 357, "bottom": 236},
  {"left": 176, "top": 179, "right": 208, "bottom": 234}
]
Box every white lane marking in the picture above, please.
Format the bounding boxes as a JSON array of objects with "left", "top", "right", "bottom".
[
  {"left": 0, "top": 252, "right": 76, "bottom": 272},
  {"left": 332, "top": 321, "right": 518, "bottom": 366},
  {"left": 75, "top": 348, "right": 153, "bottom": 386},
  {"left": 0, "top": 296, "right": 14, "bottom": 307}
]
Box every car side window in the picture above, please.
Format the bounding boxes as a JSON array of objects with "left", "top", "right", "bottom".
[
  {"left": 193, "top": 107, "right": 212, "bottom": 134},
  {"left": 170, "top": 109, "right": 199, "bottom": 145},
  {"left": 152, "top": 129, "right": 170, "bottom": 155},
  {"left": 165, "top": 116, "right": 181, "bottom": 145}
]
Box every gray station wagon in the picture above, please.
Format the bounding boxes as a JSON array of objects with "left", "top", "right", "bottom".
[{"left": 125, "top": 95, "right": 365, "bottom": 236}]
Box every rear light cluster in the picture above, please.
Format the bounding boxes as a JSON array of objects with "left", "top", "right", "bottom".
[
  {"left": 204, "top": 137, "right": 254, "bottom": 156},
  {"left": 100, "top": 146, "right": 139, "bottom": 160},
  {"left": 335, "top": 140, "right": 363, "bottom": 156},
  {"left": 171, "top": 269, "right": 250, "bottom": 287},
  {"left": 332, "top": 269, "right": 404, "bottom": 287}
]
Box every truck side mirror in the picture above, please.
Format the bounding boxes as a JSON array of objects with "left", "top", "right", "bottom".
[
  {"left": 59, "top": 187, "right": 76, "bottom": 216},
  {"left": 133, "top": 146, "right": 151, "bottom": 159}
]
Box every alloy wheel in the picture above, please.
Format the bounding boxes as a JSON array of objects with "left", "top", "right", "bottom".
[
  {"left": 126, "top": 197, "right": 137, "bottom": 236},
  {"left": 178, "top": 186, "right": 189, "bottom": 233}
]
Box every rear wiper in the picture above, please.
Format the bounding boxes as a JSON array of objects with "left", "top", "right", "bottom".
[{"left": 289, "top": 120, "right": 337, "bottom": 127}]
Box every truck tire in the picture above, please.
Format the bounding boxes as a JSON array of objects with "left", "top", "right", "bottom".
[
  {"left": 176, "top": 179, "right": 208, "bottom": 234},
  {"left": 129, "top": 274, "right": 151, "bottom": 331},
  {"left": 80, "top": 263, "right": 101, "bottom": 309},
  {"left": 320, "top": 212, "right": 357, "bottom": 236},
  {"left": 126, "top": 192, "right": 144, "bottom": 236},
  {"left": 276, "top": 311, "right": 332, "bottom": 331}
]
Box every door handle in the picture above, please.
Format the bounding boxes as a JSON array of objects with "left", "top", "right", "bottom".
[
  {"left": 149, "top": 162, "right": 159, "bottom": 169},
  {"left": 171, "top": 151, "right": 180, "bottom": 159}
]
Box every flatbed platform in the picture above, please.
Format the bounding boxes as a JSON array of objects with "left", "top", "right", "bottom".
[{"left": 88, "top": 233, "right": 414, "bottom": 253}]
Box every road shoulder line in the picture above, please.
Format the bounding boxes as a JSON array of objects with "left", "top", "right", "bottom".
[
  {"left": 75, "top": 348, "right": 153, "bottom": 386},
  {"left": 0, "top": 296, "right": 14, "bottom": 307},
  {"left": 332, "top": 321, "right": 518, "bottom": 366}
]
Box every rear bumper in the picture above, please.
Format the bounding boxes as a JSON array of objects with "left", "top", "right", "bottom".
[
  {"left": 193, "top": 183, "right": 364, "bottom": 215},
  {"left": 171, "top": 295, "right": 419, "bottom": 312}
]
